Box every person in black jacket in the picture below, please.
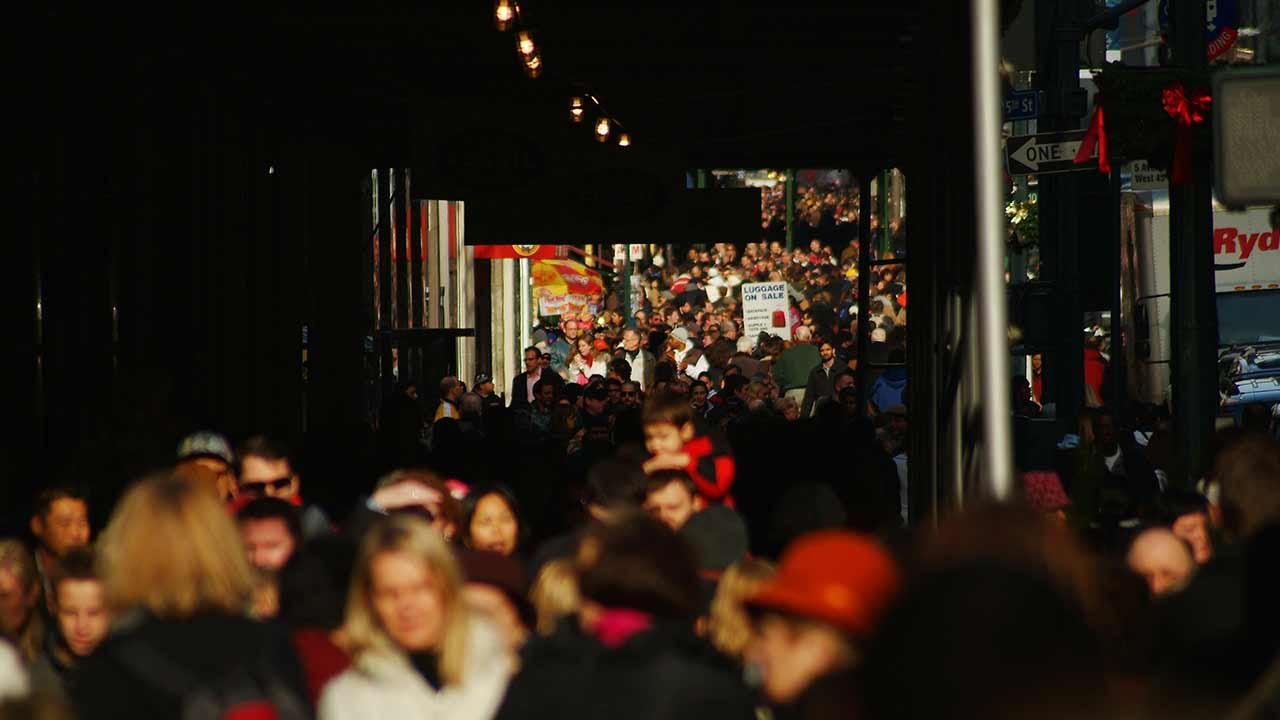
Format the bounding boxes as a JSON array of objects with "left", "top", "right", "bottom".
[
  {"left": 496, "top": 513, "right": 755, "bottom": 720},
  {"left": 510, "top": 346, "right": 562, "bottom": 409},
  {"left": 73, "top": 472, "right": 308, "bottom": 720},
  {"left": 800, "top": 341, "right": 839, "bottom": 418}
]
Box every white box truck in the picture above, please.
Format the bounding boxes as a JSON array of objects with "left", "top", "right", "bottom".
[{"left": 1130, "top": 199, "right": 1280, "bottom": 415}]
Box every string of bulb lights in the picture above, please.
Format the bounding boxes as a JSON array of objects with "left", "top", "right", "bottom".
[{"left": 494, "top": 0, "right": 631, "bottom": 148}]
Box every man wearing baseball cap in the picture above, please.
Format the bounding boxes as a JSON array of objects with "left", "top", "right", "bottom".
[
  {"left": 474, "top": 372, "right": 503, "bottom": 410},
  {"left": 745, "top": 530, "right": 900, "bottom": 711}
]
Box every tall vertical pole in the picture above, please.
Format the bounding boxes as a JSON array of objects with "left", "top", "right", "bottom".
[
  {"left": 1038, "top": 0, "right": 1087, "bottom": 440},
  {"left": 518, "top": 258, "right": 532, "bottom": 358},
  {"left": 878, "top": 169, "right": 892, "bottom": 257},
  {"left": 972, "top": 0, "right": 1015, "bottom": 499},
  {"left": 623, "top": 251, "right": 633, "bottom": 327},
  {"left": 785, "top": 168, "right": 796, "bottom": 251},
  {"left": 1169, "top": 0, "right": 1217, "bottom": 484},
  {"left": 856, "top": 176, "right": 873, "bottom": 416}
]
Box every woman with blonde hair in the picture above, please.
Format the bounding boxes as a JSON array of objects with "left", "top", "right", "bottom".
[
  {"left": 708, "top": 558, "right": 775, "bottom": 662},
  {"left": 319, "top": 514, "right": 512, "bottom": 720},
  {"left": 528, "top": 558, "right": 580, "bottom": 636},
  {"left": 0, "top": 539, "right": 44, "bottom": 664},
  {"left": 72, "top": 472, "right": 308, "bottom": 719}
]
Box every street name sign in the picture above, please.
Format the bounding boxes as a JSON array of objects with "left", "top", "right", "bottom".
[
  {"left": 1126, "top": 159, "right": 1168, "bottom": 191},
  {"left": 1006, "top": 129, "right": 1097, "bottom": 176},
  {"left": 1003, "top": 89, "right": 1041, "bottom": 121}
]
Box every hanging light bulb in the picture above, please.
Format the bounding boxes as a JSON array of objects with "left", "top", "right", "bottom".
[
  {"left": 516, "top": 30, "right": 536, "bottom": 57},
  {"left": 523, "top": 52, "right": 543, "bottom": 78},
  {"left": 570, "top": 96, "right": 585, "bottom": 122},
  {"left": 617, "top": 132, "right": 631, "bottom": 147},
  {"left": 494, "top": 0, "right": 516, "bottom": 30},
  {"left": 595, "top": 117, "right": 611, "bottom": 142}
]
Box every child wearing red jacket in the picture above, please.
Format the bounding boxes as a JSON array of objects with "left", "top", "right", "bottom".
[{"left": 641, "top": 391, "right": 736, "bottom": 504}]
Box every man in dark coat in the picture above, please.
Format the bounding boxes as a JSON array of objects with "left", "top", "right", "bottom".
[
  {"left": 800, "top": 341, "right": 839, "bottom": 418},
  {"left": 510, "top": 345, "right": 563, "bottom": 409}
]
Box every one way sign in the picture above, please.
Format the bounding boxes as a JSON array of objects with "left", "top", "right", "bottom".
[{"left": 1006, "top": 129, "right": 1097, "bottom": 176}]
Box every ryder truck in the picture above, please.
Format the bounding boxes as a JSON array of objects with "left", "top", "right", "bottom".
[{"left": 1131, "top": 200, "right": 1280, "bottom": 416}]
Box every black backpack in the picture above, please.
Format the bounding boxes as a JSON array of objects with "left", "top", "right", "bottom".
[{"left": 115, "top": 642, "right": 310, "bottom": 720}]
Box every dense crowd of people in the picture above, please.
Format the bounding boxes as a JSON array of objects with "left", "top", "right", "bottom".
[
  {"left": 2, "top": 232, "right": 1278, "bottom": 718},
  {"left": 1, "top": 393, "right": 1276, "bottom": 719}
]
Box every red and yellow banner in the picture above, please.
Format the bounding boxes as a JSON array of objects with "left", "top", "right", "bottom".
[
  {"left": 533, "top": 259, "right": 603, "bottom": 316},
  {"left": 472, "top": 244, "right": 566, "bottom": 260}
]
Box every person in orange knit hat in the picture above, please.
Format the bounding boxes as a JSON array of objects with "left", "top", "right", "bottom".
[{"left": 744, "top": 530, "right": 900, "bottom": 713}]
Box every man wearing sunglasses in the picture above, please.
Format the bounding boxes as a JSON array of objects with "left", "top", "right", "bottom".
[{"left": 236, "top": 435, "right": 332, "bottom": 539}]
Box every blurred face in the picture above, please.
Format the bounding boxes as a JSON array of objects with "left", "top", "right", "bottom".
[
  {"left": 370, "top": 551, "right": 446, "bottom": 652},
  {"left": 749, "top": 615, "right": 846, "bottom": 704},
  {"left": 239, "top": 456, "right": 300, "bottom": 500},
  {"left": 691, "top": 385, "right": 708, "bottom": 407},
  {"left": 564, "top": 321, "right": 580, "bottom": 340},
  {"left": 524, "top": 350, "right": 540, "bottom": 374},
  {"left": 0, "top": 569, "right": 37, "bottom": 637},
  {"left": 1095, "top": 415, "right": 1118, "bottom": 452},
  {"left": 644, "top": 481, "right": 702, "bottom": 531},
  {"left": 469, "top": 494, "right": 519, "bottom": 556},
  {"left": 644, "top": 421, "right": 689, "bottom": 456},
  {"left": 819, "top": 344, "right": 835, "bottom": 364},
  {"left": 621, "top": 383, "right": 641, "bottom": 407},
  {"left": 607, "top": 383, "right": 621, "bottom": 404},
  {"left": 55, "top": 579, "right": 110, "bottom": 657},
  {"left": 577, "top": 338, "right": 594, "bottom": 357},
  {"left": 1127, "top": 531, "right": 1195, "bottom": 597},
  {"left": 585, "top": 395, "right": 607, "bottom": 415},
  {"left": 240, "top": 517, "right": 297, "bottom": 572},
  {"left": 1172, "top": 512, "right": 1213, "bottom": 564},
  {"left": 834, "top": 374, "right": 854, "bottom": 395},
  {"left": 889, "top": 414, "right": 908, "bottom": 435},
  {"left": 622, "top": 330, "right": 640, "bottom": 352},
  {"left": 841, "top": 393, "right": 859, "bottom": 413},
  {"left": 33, "top": 498, "right": 91, "bottom": 558},
  {"left": 540, "top": 355, "right": 551, "bottom": 370},
  {"left": 537, "top": 384, "right": 556, "bottom": 408}
]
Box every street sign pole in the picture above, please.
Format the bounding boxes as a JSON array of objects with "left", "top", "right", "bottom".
[
  {"left": 1169, "top": 0, "right": 1218, "bottom": 485},
  {"left": 1036, "top": 0, "right": 1088, "bottom": 442}
]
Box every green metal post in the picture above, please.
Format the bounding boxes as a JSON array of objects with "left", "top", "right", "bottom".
[
  {"left": 878, "top": 169, "right": 892, "bottom": 257},
  {"left": 785, "top": 168, "right": 796, "bottom": 251},
  {"left": 1169, "top": 0, "right": 1217, "bottom": 485},
  {"left": 623, "top": 252, "right": 633, "bottom": 328},
  {"left": 696, "top": 170, "right": 708, "bottom": 253}
]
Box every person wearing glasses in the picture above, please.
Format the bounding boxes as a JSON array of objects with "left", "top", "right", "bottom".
[
  {"left": 509, "top": 346, "right": 562, "bottom": 410},
  {"left": 236, "top": 435, "right": 332, "bottom": 540}
]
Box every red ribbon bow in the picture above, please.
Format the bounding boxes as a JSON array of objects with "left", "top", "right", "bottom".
[
  {"left": 1161, "top": 82, "right": 1211, "bottom": 185},
  {"left": 1074, "top": 104, "right": 1111, "bottom": 174}
]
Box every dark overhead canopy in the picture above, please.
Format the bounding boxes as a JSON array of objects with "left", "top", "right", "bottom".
[{"left": 20, "top": 1, "right": 930, "bottom": 173}]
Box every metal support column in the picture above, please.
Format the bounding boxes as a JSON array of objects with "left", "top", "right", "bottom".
[
  {"left": 856, "top": 176, "right": 873, "bottom": 416},
  {"left": 972, "top": 0, "right": 1015, "bottom": 499},
  {"left": 1037, "top": 0, "right": 1088, "bottom": 437},
  {"left": 1169, "top": 0, "right": 1217, "bottom": 483},
  {"left": 623, "top": 252, "right": 633, "bottom": 327},
  {"left": 878, "top": 169, "right": 892, "bottom": 257},
  {"left": 785, "top": 168, "right": 796, "bottom": 251}
]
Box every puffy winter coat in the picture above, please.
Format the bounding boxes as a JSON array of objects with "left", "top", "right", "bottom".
[{"left": 319, "top": 617, "right": 512, "bottom": 720}]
